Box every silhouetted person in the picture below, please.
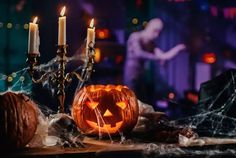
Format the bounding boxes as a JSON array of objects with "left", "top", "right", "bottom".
[{"left": 124, "top": 18, "right": 185, "bottom": 104}]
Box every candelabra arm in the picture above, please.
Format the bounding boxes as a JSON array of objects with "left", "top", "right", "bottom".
[
  {"left": 56, "top": 45, "right": 68, "bottom": 113},
  {"left": 58, "top": 92, "right": 65, "bottom": 113},
  {"left": 76, "top": 41, "right": 95, "bottom": 90},
  {"left": 65, "top": 72, "right": 84, "bottom": 83},
  {"left": 31, "top": 72, "right": 50, "bottom": 84},
  {"left": 26, "top": 53, "right": 50, "bottom": 83},
  {"left": 85, "top": 42, "right": 95, "bottom": 80}
]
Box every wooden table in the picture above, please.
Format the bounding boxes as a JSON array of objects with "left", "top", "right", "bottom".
[
  {"left": 3, "top": 138, "right": 236, "bottom": 158},
  {"left": 4, "top": 139, "right": 144, "bottom": 158}
]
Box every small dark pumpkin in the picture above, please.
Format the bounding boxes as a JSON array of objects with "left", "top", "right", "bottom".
[
  {"left": 72, "top": 85, "right": 139, "bottom": 136},
  {"left": 0, "top": 92, "right": 38, "bottom": 150}
]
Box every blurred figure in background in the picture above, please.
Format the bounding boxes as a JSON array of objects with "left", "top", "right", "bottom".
[{"left": 124, "top": 18, "right": 185, "bottom": 105}]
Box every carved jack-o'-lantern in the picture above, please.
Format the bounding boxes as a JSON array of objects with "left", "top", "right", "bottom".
[
  {"left": 72, "top": 85, "right": 139, "bottom": 135},
  {"left": 0, "top": 92, "right": 38, "bottom": 150}
]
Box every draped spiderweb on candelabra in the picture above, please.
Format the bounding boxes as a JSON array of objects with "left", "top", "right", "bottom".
[{"left": 0, "top": 40, "right": 94, "bottom": 113}]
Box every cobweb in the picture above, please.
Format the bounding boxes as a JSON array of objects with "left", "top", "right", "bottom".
[
  {"left": 167, "top": 70, "right": 236, "bottom": 137},
  {"left": 142, "top": 69, "right": 236, "bottom": 157},
  {"left": 0, "top": 68, "right": 32, "bottom": 94},
  {"left": 0, "top": 41, "right": 88, "bottom": 95}
]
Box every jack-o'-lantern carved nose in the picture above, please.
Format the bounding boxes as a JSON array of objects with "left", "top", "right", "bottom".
[{"left": 103, "top": 109, "right": 113, "bottom": 117}]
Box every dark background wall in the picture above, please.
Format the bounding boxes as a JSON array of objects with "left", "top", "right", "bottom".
[{"left": 1, "top": 0, "right": 236, "bottom": 117}]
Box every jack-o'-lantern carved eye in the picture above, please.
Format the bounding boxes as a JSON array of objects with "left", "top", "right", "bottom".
[
  {"left": 86, "top": 101, "right": 99, "bottom": 110},
  {"left": 116, "top": 101, "right": 127, "bottom": 110}
]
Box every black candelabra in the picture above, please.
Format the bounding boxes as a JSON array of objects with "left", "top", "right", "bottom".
[{"left": 26, "top": 42, "right": 95, "bottom": 113}]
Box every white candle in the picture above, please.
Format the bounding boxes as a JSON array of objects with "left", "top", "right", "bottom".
[
  {"left": 86, "top": 19, "right": 95, "bottom": 49},
  {"left": 28, "top": 17, "right": 39, "bottom": 54},
  {"left": 58, "top": 6, "right": 66, "bottom": 45}
]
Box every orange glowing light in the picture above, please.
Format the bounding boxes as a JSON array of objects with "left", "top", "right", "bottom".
[
  {"left": 103, "top": 109, "right": 113, "bottom": 117},
  {"left": 94, "top": 48, "right": 101, "bottom": 63},
  {"left": 33, "top": 17, "right": 38, "bottom": 24},
  {"left": 116, "top": 101, "right": 127, "bottom": 110},
  {"left": 96, "top": 29, "right": 109, "bottom": 39},
  {"left": 86, "top": 101, "right": 99, "bottom": 110},
  {"left": 90, "top": 86, "right": 102, "bottom": 92},
  {"left": 98, "top": 31, "right": 105, "bottom": 39},
  {"left": 202, "top": 53, "right": 216, "bottom": 64},
  {"left": 104, "top": 88, "right": 111, "bottom": 92},
  {"left": 86, "top": 120, "right": 123, "bottom": 133},
  {"left": 104, "top": 85, "right": 113, "bottom": 92},
  {"left": 115, "top": 85, "right": 123, "bottom": 91},
  {"left": 60, "top": 6, "right": 66, "bottom": 16}
]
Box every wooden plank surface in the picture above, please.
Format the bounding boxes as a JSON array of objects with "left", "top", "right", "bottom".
[
  {"left": 4, "top": 137, "right": 145, "bottom": 157},
  {"left": 3, "top": 137, "right": 236, "bottom": 158}
]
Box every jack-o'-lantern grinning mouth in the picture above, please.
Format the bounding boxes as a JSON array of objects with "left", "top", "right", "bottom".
[{"left": 86, "top": 120, "right": 123, "bottom": 134}]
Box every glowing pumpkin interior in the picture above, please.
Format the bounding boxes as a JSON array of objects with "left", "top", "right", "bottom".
[{"left": 72, "top": 85, "right": 139, "bottom": 135}]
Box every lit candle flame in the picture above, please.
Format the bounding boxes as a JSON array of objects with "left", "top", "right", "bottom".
[
  {"left": 33, "top": 17, "right": 38, "bottom": 24},
  {"left": 60, "top": 6, "right": 66, "bottom": 16},
  {"left": 89, "top": 18, "right": 94, "bottom": 28}
]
